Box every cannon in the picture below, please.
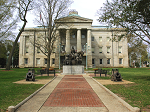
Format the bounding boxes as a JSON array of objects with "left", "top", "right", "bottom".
[
  {"left": 111, "top": 69, "right": 122, "bottom": 81},
  {"left": 26, "top": 69, "right": 35, "bottom": 81}
]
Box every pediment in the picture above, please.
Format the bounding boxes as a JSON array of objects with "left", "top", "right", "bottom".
[{"left": 55, "top": 16, "right": 93, "bottom": 23}]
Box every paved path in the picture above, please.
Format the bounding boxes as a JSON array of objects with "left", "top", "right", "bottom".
[{"left": 16, "top": 75, "right": 136, "bottom": 112}]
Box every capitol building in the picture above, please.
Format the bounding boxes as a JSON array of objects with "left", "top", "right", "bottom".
[{"left": 19, "top": 11, "right": 128, "bottom": 68}]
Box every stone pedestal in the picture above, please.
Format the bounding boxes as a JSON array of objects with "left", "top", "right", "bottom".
[{"left": 61, "top": 65, "right": 86, "bottom": 75}]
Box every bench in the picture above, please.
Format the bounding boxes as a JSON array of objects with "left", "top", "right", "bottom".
[
  {"left": 94, "top": 68, "right": 107, "bottom": 77},
  {"left": 39, "top": 68, "right": 55, "bottom": 76}
]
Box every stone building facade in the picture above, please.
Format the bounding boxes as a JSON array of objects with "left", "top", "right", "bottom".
[{"left": 19, "top": 11, "right": 128, "bottom": 68}]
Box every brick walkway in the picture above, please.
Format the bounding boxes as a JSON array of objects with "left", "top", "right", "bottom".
[
  {"left": 43, "top": 75, "right": 105, "bottom": 107},
  {"left": 15, "top": 75, "right": 136, "bottom": 112}
]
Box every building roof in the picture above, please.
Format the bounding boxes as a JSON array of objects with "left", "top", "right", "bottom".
[
  {"left": 55, "top": 10, "right": 93, "bottom": 23},
  {"left": 92, "top": 26, "right": 109, "bottom": 28}
]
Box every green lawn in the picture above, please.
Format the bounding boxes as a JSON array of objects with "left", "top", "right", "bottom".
[
  {"left": 94, "top": 68, "right": 150, "bottom": 110},
  {"left": 0, "top": 68, "right": 54, "bottom": 112}
]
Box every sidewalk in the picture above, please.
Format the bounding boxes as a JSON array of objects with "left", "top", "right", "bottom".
[{"left": 11, "top": 75, "right": 139, "bottom": 112}]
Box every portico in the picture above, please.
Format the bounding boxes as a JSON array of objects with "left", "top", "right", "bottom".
[
  {"left": 55, "top": 28, "right": 92, "bottom": 68},
  {"left": 58, "top": 28, "right": 92, "bottom": 53}
]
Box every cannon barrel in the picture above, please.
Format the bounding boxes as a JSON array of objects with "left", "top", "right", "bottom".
[
  {"left": 111, "top": 69, "right": 122, "bottom": 81},
  {"left": 26, "top": 69, "right": 35, "bottom": 81}
]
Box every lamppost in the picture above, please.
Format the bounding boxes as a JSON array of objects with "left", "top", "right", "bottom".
[
  {"left": 84, "top": 43, "right": 87, "bottom": 69},
  {"left": 59, "top": 43, "right": 61, "bottom": 69}
]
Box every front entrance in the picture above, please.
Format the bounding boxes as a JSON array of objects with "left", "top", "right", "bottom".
[{"left": 60, "top": 56, "right": 65, "bottom": 67}]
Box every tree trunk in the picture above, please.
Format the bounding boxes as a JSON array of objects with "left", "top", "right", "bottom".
[
  {"left": 6, "top": 21, "right": 27, "bottom": 70},
  {"left": 46, "top": 51, "right": 51, "bottom": 76},
  {"left": 47, "top": 51, "right": 50, "bottom": 69},
  {"left": 47, "top": 28, "right": 51, "bottom": 69}
]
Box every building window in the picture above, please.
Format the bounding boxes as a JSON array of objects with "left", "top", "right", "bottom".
[
  {"left": 52, "top": 47, "right": 55, "bottom": 53},
  {"left": 82, "top": 34, "right": 85, "bottom": 38},
  {"left": 45, "top": 48, "right": 48, "bottom": 53},
  {"left": 118, "top": 46, "right": 122, "bottom": 53},
  {"left": 52, "top": 58, "right": 55, "bottom": 64},
  {"left": 72, "top": 34, "right": 75, "bottom": 38},
  {"left": 46, "top": 38, "right": 48, "bottom": 42},
  {"left": 25, "top": 36, "right": 29, "bottom": 44},
  {"left": 24, "top": 58, "right": 28, "bottom": 64},
  {"left": 100, "top": 59, "right": 103, "bottom": 64},
  {"left": 82, "top": 45, "right": 85, "bottom": 52},
  {"left": 107, "top": 58, "right": 110, "bottom": 64},
  {"left": 36, "top": 58, "right": 40, "bottom": 64},
  {"left": 99, "top": 47, "right": 102, "bottom": 53},
  {"left": 119, "top": 58, "right": 123, "bottom": 64},
  {"left": 107, "top": 47, "right": 110, "bottom": 53},
  {"left": 99, "top": 37, "right": 102, "bottom": 42},
  {"left": 44, "top": 59, "right": 47, "bottom": 64},
  {"left": 37, "top": 47, "right": 40, "bottom": 53},
  {"left": 107, "top": 37, "right": 110, "bottom": 42},
  {"left": 92, "top": 47, "right": 95, "bottom": 53},
  {"left": 92, "top": 58, "right": 95, "bottom": 65},
  {"left": 26, "top": 47, "right": 29, "bottom": 53},
  {"left": 61, "top": 45, "right": 65, "bottom": 52},
  {"left": 37, "top": 37, "right": 40, "bottom": 41},
  {"left": 92, "top": 37, "right": 94, "bottom": 41}
]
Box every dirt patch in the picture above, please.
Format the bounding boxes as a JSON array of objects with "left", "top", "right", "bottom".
[
  {"left": 95, "top": 79, "right": 134, "bottom": 85},
  {"left": 13, "top": 79, "right": 52, "bottom": 84}
]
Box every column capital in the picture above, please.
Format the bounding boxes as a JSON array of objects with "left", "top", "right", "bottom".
[
  {"left": 65, "top": 28, "right": 70, "bottom": 30},
  {"left": 87, "top": 29, "right": 92, "bottom": 30}
]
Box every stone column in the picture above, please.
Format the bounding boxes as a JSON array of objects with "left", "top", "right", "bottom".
[
  {"left": 23, "top": 36, "right": 25, "bottom": 55},
  {"left": 87, "top": 29, "right": 92, "bottom": 68},
  {"left": 66, "top": 29, "right": 70, "bottom": 53},
  {"left": 77, "top": 29, "right": 81, "bottom": 52},
  {"left": 55, "top": 30, "right": 60, "bottom": 68}
]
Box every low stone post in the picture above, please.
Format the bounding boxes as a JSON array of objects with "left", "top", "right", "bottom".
[{"left": 8, "top": 106, "right": 15, "bottom": 112}]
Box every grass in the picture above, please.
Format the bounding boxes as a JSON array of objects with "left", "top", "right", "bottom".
[
  {"left": 0, "top": 68, "right": 54, "bottom": 112},
  {"left": 94, "top": 76, "right": 110, "bottom": 80},
  {"left": 94, "top": 68, "right": 150, "bottom": 110}
]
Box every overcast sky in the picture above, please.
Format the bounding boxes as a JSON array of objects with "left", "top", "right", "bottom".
[{"left": 24, "top": 0, "right": 106, "bottom": 28}]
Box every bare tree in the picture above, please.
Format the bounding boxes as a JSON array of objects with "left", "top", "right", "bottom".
[
  {"left": 6, "top": 0, "right": 33, "bottom": 70},
  {"left": 0, "top": 0, "right": 17, "bottom": 41},
  {"left": 33, "top": 0, "right": 73, "bottom": 68}
]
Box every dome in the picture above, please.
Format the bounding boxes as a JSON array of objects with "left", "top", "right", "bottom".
[{"left": 68, "top": 10, "right": 80, "bottom": 17}]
